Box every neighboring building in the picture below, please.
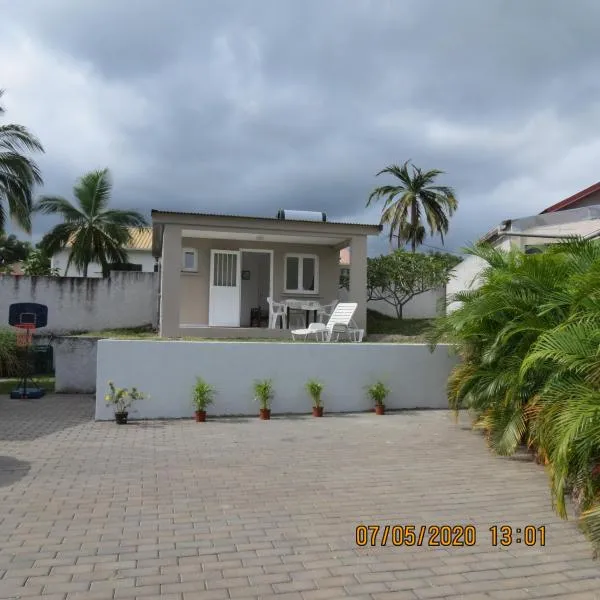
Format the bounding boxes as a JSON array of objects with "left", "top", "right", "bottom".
[
  {"left": 447, "top": 183, "right": 600, "bottom": 311},
  {"left": 152, "top": 209, "right": 381, "bottom": 338},
  {"left": 51, "top": 228, "right": 156, "bottom": 277}
]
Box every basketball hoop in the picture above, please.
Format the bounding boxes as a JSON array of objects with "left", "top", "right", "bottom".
[
  {"left": 8, "top": 303, "right": 48, "bottom": 399},
  {"left": 15, "top": 323, "right": 35, "bottom": 348}
]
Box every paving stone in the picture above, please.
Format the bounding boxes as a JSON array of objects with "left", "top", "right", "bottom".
[{"left": 0, "top": 396, "right": 599, "bottom": 600}]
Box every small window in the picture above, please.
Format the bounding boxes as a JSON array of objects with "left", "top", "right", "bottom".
[
  {"left": 182, "top": 248, "right": 198, "bottom": 272},
  {"left": 284, "top": 254, "right": 318, "bottom": 293}
]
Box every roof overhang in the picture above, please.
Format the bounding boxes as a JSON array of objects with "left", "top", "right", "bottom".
[{"left": 151, "top": 210, "right": 382, "bottom": 257}]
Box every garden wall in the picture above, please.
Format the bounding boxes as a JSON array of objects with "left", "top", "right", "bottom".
[
  {"left": 338, "top": 286, "right": 445, "bottom": 318},
  {"left": 54, "top": 337, "right": 98, "bottom": 393},
  {"left": 446, "top": 255, "right": 488, "bottom": 313},
  {"left": 0, "top": 272, "right": 158, "bottom": 334},
  {"left": 95, "top": 340, "right": 458, "bottom": 420}
]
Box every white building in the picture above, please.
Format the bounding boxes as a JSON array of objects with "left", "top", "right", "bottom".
[
  {"left": 51, "top": 228, "right": 156, "bottom": 277},
  {"left": 447, "top": 182, "right": 600, "bottom": 312}
]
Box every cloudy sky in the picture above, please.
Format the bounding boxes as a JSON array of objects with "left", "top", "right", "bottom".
[{"left": 2, "top": 0, "right": 600, "bottom": 254}]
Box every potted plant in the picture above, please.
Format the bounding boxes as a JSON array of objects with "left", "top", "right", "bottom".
[
  {"left": 305, "top": 379, "right": 325, "bottom": 417},
  {"left": 192, "top": 377, "right": 215, "bottom": 422},
  {"left": 367, "top": 381, "right": 389, "bottom": 415},
  {"left": 254, "top": 379, "right": 274, "bottom": 420},
  {"left": 104, "top": 381, "right": 146, "bottom": 424}
]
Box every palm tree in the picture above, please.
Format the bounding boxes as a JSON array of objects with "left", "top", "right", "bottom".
[
  {"left": 367, "top": 160, "right": 458, "bottom": 252},
  {"left": 36, "top": 168, "right": 148, "bottom": 277},
  {"left": 0, "top": 89, "right": 44, "bottom": 233}
]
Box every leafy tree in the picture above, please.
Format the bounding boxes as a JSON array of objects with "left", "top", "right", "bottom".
[
  {"left": 367, "top": 160, "right": 458, "bottom": 252},
  {"left": 0, "top": 89, "right": 44, "bottom": 233},
  {"left": 367, "top": 250, "right": 456, "bottom": 318},
  {"left": 0, "top": 233, "right": 32, "bottom": 268},
  {"left": 426, "top": 249, "right": 462, "bottom": 269},
  {"left": 36, "top": 168, "right": 148, "bottom": 277},
  {"left": 429, "top": 239, "right": 600, "bottom": 556},
  {"left": 21, "top": 248, "right": 58, "bottom": 276}
]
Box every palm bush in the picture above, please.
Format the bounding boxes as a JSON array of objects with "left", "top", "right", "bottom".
[
  {"left": 192, "top": 377, "right": 215, "bottom": 411},
  {"left": 366, "top": 381, "right": 389, "bottom": 407},
  {"left": 430, "top": 239, "right": 600, "bottom": 556},
  {"left": 305, "top": 379, "right": 324, "bottom": 408},
  {"left": 253, "top": 379, "right": 274, "bottom": 410}
]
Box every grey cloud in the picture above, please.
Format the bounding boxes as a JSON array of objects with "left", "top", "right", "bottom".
[{"left": 3, "top": 0, "right": 600, "bottom": 252}]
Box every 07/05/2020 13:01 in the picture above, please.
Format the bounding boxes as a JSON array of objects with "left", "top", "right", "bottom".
[{"left": 355, "top": 524, "right": 546, "bottom": 547}]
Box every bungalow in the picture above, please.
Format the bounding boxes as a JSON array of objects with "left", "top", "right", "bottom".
[{"left": 151, "top": 209, "right": 381, "bottom": 338}]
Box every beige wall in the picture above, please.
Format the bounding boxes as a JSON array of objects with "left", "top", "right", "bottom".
[{"left": 179, "top": 237, "right": 341, "bottom": 325}]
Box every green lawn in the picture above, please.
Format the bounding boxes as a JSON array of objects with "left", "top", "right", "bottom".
[
  {"left": 0, "top": 375, "right": 55, "bottom": 395},
  {"left": 366, "top": 310, "right": 438, "bottom": 342},
  {"left": 74, "top": 313, "right": 443, "bottom": 344},
  {"left": 77, "top": 326, "right": 158, "bottom": 339}
]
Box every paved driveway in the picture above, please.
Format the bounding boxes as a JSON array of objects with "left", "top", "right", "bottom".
[{"left": 0, "top": 395, "right": 599, "bottom": 600}]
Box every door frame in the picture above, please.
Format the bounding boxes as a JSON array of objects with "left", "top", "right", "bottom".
[
  {"left": 208, "top": 249, "right": 242, "bottom": 327},
  {"left": 239, "top": 249, "right": 274, "bottom": 322}
]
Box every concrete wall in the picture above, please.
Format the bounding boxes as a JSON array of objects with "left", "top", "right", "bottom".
[
  {"left": 52, "top": 249, "right": 156, "bottom": 277},
  {"left": 339, "top": 286, "right": 445, "bottom": 319},
  {"left": 95, "top": 340, "right": 458, "bottom": 420},
  {"left": 54, "top": 337, "right": 98, "bottom": 393},
  {"left": 0, "top": 272, "right": 158, "bottom": 334}
]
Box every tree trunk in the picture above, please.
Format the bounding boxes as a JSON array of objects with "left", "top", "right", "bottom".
[
  {"left": 82, "top": 264, "right": 88, "bottom": 277},
  {"left": 411, "top": 201, "right": 417, "bottom": 253},
  {"left": 396, "top": 304, "right": 403, "bottom": 319}
]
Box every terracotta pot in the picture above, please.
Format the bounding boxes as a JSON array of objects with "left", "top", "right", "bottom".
[
  {"left": 259, "top": 408, "right": 271, "bottom": 420},
  {"left": 375, "top": 405, "right": 385, "bottom": 415},
  {"left": 312, "top": 406, "right": 324, "bottom": 417},
  {"left": 195, "top": 410, "right": 206, "bottom": 422},
  {"left": 115, "top": 411, "right": 128, "bottom": 424}
]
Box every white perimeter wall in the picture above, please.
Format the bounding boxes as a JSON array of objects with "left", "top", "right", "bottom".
[
  {"left": 338, "top": 286, "right": 445, "bottom": 319},
  {"left": 445, "top": 255, "right": 488, "bottom": 313},
  {"left": 0, "top": 272, "right": 158, "bottom": 334},
  {"left": 95, "top": 340, "right": 458, "bottom": 419}
]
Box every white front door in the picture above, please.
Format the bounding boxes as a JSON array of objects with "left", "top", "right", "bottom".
[{"left": 209, "top": 250, "right": 241, "bottom": 326}]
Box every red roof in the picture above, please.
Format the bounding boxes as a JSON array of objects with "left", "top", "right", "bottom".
[{"left": 540, "top": 181, "right": 600, "bottom": 214}]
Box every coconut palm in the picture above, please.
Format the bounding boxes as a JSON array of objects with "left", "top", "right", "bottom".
[
  {"left": 0, "top": 89, "right": 44, "bottom": 233},
  {"left": 429, "top": 238, "right": 600, "bottom": 556},
  {"left": 36, "top": 168, "right": 148, "bottom": 277},
  {"left": 367, "top": 160, "right": 457, "bottom": 252}
]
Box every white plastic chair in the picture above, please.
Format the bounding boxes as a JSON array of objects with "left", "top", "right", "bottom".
[
  {"left": 267, "top": 297, "right": 287, "bottom": 329},
  {"left": 317, "top": 300, "right": 338, "bottom": 323},
  {"left": 291, "top": 302, "right": 361, "bottom": 342}
]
